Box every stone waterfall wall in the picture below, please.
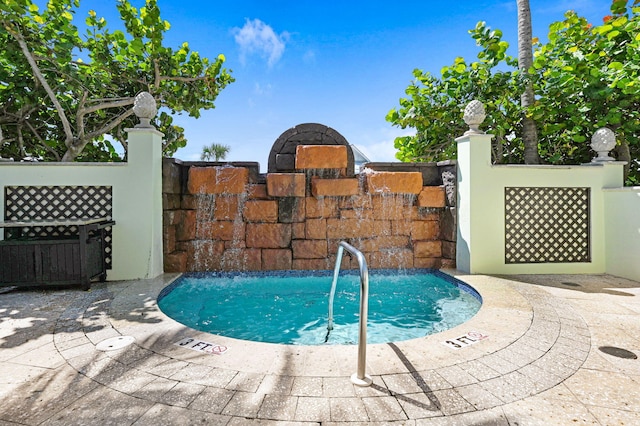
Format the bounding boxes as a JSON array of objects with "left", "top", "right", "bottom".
[{"left": 162, "top": 146, "right": 456, "bottom": 272}]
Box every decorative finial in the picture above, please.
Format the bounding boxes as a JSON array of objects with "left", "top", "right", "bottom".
[
  {"left": 590, "top": 127, "right": 616, "bottom": 162},
  {"left": 133, "top": 92, "right": 157, "bottom": 128},
  {"left": 463, "top": 100, "right": 486, "bottom": 135}
]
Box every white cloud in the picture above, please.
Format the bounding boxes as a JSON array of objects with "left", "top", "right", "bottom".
[
  {"left": 303, "top": 49, "right": 316, "bottom": 65},
  {"left": 358, "top": 128, "right": 415, "bottom": 163},
  {"left": 254, "top": 82, "right": 273, "bottom": 96},
  {"left": 233, "top": 19, "right": 289, "bottom": 67}
]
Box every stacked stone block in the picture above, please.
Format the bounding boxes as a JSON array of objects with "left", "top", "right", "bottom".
[{"left": 162, "top": 148, "right": 456, "bottom": 273}]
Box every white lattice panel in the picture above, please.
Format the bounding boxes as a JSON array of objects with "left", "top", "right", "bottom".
[{"left": 504, "top": 187, "right": 590, "bottom": 264}]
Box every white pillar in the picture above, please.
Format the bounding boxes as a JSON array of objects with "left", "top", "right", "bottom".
[
  {"left": 109, "top": 91, "right": 164, "bottom": 280},
  {"left": 124, "top": 127, "right": 164, "bottom": 279},
  {"left": 456, "top": 132, "right": 494, "bottom": 273}
]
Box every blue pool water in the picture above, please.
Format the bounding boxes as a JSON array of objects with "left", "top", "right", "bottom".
[{"left": 158, "top": 270, "right": 481, "bottom": 345}]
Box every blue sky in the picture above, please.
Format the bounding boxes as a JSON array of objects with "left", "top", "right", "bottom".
[{"left": 95, "top": 1, "right": 611, "bottom": 169}]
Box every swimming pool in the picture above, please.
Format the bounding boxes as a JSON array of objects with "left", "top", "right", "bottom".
[{"left": 158, "top": 269, "right": 481, "bottom": 345}]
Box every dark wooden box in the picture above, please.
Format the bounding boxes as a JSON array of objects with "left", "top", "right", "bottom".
[{"left": 0, "top": 220, "right": 113, "bottom": 290}]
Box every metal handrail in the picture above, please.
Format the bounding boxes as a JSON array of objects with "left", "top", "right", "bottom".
[{"left": 327, "top": 241, "right": 372, "bottom": 387}]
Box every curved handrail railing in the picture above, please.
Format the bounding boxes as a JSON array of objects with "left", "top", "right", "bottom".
[{"left": 327, "top": 241, "right": 372, "bottom": 386}]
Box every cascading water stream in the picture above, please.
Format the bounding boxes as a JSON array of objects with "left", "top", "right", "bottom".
[
  {"left": 340, "top": 168, "right": 418, "bottom": 270},
  {"left": 192, "top": 165, "right": 248, "bottom": 271}
]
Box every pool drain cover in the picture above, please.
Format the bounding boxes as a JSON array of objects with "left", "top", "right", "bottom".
[
  {"left": 598, "top": 346, "right": 637, "bottom": 359},
  {"left": 96, "top": 336, "right": 136, "bottom": 351}
]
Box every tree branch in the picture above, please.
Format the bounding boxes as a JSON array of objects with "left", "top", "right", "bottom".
[
  {"left": 85, "top": 97, "right": 134, "bottom": 104},
  {"left": 79, "top": 98, "right": 135, "bottom": 116},
  {"left": 17, "top": 126, "right": 25, "bottom": 157},
  {"left": 61, "top": 108, "right": 135, "bottom": 161},
  {"left": 154, "top": 58, "right": 161, "bottom": 90},
  {"left": 77, "top": 91, "right": 88, "bottom": 140},
  {"left": 153, "top": 57, "right": 210, "bottom": 86},
  {"left": 0, "top": 105, "right": 41, "bottom": 124},
  {"left": 157, "top": 75, "right": 209, "bottom": 83},
  {"left": 25, "top": 120, "right": 61, "bottom": 161},
  {"left": 84, "top": 109, "right": 135, "bottom": 141},
  {"left": 5, "top": 25, "right": 75, "bottom": 148}
]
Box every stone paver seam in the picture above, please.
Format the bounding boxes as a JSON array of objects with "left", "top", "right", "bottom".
[
  {"left": 429, "top": 386, "right": 475, "bottom": 417},
  {"left": 95, "top": 311, "right": 475, "bottom": 420},
  {"left": 494, "top": 315, "right": 560, "bottom": 366},
  {"left": 51, "top": 279, "right": 589, "bottom": 423},
  {"left": 71, "top": 336, "right": 251, "bottom": 411},
  {"left": 526, "top": 300, "right": 589, "bottom": 372},
  {"left": 52, "top": 289, "right": 103, "bottom": 347},
  {"left": 394, "top": 394, "right": 415, "bottom": 420},
  {"left": 478, "top": 303, "right": 559, "bottom": 374},
  {"left": 8, "top": 353, "right": 107, "bottom": 426},
  {"left": 51, "top": 292, "right": 187, "bottom": 409},
  {"left": 174, "top": 381, "right": 208, "bottom": 411},
  {"left": 377, "top": 367, "right": 482, "bottom": 418},
  {"left": 106, "top": 284, "right": 450, "bottom": 414},
  {"left": 511, "top": 284, "right": 591, "bottom": 385},
  {"left": 422, "top": 284, "right": 592, "bottom": 415},
  {"left": 48, "top": 356, "right": 182, "bottom": 426}
]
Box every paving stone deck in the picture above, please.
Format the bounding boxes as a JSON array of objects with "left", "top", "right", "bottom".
[{"left": 1, "top": 272, "right": 639, "bottom": 425}]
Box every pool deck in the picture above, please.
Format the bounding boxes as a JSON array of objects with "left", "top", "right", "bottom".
[{"left": 1, "top": 271, "right": 639, "bottom": 425}]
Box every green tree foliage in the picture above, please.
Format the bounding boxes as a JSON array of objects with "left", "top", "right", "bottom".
[
  {"left": 0, "top": 0, "right": 233, "bottom": 161},
  {"left": 386, "top": 22, "right": 525, "bottom": 164},
  {"left": 200, "top": 142, "right": 230, "bottom": 161},
  {"left": 387, "top": 0, "right": 640, "bottom": 184},
  {"left": 531, "top": 1, "right": 640, "bottom": 183}
]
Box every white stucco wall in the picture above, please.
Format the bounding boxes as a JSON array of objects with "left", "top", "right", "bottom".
[
  {"left": 604, "top": 187, "right": 640, "bottom": 281},
  {"left": 0, "top": 128, "right": 164, "bottom": 281},
  {"left": 457, "top": 133, "right": 636, "bottom": 280}
]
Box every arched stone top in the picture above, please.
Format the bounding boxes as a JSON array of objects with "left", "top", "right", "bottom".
[{"left": 268, "top": 123, "right": 355, "bottom": 176}]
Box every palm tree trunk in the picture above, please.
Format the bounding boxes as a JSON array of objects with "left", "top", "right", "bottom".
[
  {"left": 517, "top": 0, "right": 541, "bottom": 164},
  {"left": 615, "top": 139, "right": 631, "bottom": 183}
]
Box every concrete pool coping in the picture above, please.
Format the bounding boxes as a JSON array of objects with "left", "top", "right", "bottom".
[
  {"left": 155, "top": 269, "right": 483, "bottom": 347},
  {"left": 1, "top": 271, "right": 639, "bottom": 424}
]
